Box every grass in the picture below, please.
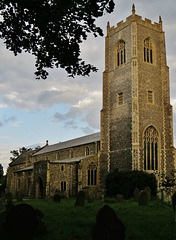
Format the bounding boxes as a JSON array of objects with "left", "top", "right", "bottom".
[{"left": 1, "top": 197, "right": 176, "bottom": 240}]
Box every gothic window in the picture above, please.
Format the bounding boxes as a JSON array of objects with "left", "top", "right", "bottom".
[
  {"left": 88, "top": 163, "right": 97, "bottom": 186},
  {"left": 148, "top": 90, "right": 154, "bottom": 104},
  {"left": 116, "top": 40, "right": 126, "bottom": 67},
  {"left": 85, "top": 147, "right": 90, "bottom": 156},
  {"left": 144, "top": 126, "right": 158, "bottom": 170},
  {"left": 144, "top": 38, "right": 153, "bottom": 64},
  {"left": 61, "top": 181, "right": 66, "bottom": 191},
  {"left": 117, "top": 92, "right": 123, "bottom": 106}
]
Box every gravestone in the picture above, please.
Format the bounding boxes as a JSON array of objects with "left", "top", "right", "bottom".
[
  {"left": 133, "top": 188, "right": 140, "bottom": 202},
  {"left": 5, "top": 192, "right": 13, "bottom": 210},
  {"left": 92, "top": 204, "right": 126, "bottom": 240},
  {"left": 116, "top": 194, "right": 124, "bottom": 203},
  {"left": 145, "top": 186, "right": 151, "bottom": 201},
  {"left": 3, "top": 203, "right": 37, "bottom": 240},
  {"left": 16, "top": 191, "right": 23, "bottom": 202},
  {"left": 75, "top": 191, "right": 86, "bottom": 207},
  {"left": 53, "top": 192, "right": 61, "bottom": 202},
  {"left": 139, "top": 190, "right": 148, "bottom": 206}
]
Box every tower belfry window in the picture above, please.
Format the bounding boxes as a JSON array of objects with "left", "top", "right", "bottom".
[
  {"left": 144, "top": 38, "right": 153, "bottom": 64},
  {"left": 116, "top": 40, "right": 126, "bottom": 67}
]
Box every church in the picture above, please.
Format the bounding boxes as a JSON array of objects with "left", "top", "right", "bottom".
[{"left": 6, "top": 6, "right": 176, "bottom": 199}]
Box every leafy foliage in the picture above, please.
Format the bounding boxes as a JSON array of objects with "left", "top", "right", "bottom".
[
  {"left": 161, "top": 171, "right": 176, "bottom": 189},
  {"left": 0, "top": 0, "right": 115, "bottom": 79},
  {"left": 0, "top": 165, "right": 6, "bottom": 195},
  {"left": 9, "top": 146, "right": 36, "bottom": 162},
  {"left": 105, "top": 169, "right": 157, "bottom": 199}
]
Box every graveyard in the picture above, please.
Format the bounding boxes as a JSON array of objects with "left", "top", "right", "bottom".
[{"left": 0, "top": 196, "right": 175, "bottom": 240}]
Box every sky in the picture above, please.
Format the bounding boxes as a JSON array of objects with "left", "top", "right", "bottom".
[{"left": 0, "top": 0, "right": 176, "bottom": 173}]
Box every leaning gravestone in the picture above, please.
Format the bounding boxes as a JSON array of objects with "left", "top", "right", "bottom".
[
  {"left": 145, "top": 186, "right": 151, "bottom": 201},
  {"left": 139, "top": 190, "right": 148, "bottom": 206},
  {"left": 75, "top": 191, "right": 86, "bottom": 207},
  {"left": 92, "top": 204, "right": 126, "bottom": 240},
  {"left": 116, "top": 194, "right": 124, "bottom": 203},
  {"left": 133, "top": 188, "right": 140, "bottom": 202}
]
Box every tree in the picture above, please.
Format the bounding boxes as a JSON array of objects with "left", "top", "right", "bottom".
[
  {"left": 10, "top": 147, "right": 32, "bottom": 162},
  {"left": 0, "top": 164, "right": 3, "bottom": 180},
  {"left": 105, "top": 169, "right": 157, "bottom": 199},
  {"left": 10, "top": 150, "right": 19, "bottom": 162},
  {"left": 0, "top": 0, "right": 115, "bottom": 79}
]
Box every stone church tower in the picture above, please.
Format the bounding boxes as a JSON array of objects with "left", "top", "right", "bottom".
[{"left": 99, "top": 5, "right": 175, "bottom": 188}]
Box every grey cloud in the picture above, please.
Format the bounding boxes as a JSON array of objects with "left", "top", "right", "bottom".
[
  {"left": 81, "top": 127, "right": 96, "bottom": 135},
  {"left": 54, "top": 112, "right": 67, "bottom": 122},
  {"left": 0, "top": 115, "right": 17, "bottom": 127},
  {"left": 3, "top": 115, "right": 16, "bottom": 124},
  {"left": 53, "top": 91, "right": 101, "bottom": 131}
]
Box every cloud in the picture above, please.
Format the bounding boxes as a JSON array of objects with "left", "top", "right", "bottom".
[
  {"left": 53, "top": 91, "right": 101, "bottom": 130},
  {"left": 0, "top": 136, "right": 11, "bottom": 140},
  {"left": 0, "top": 144, "right": 15, "bottom": 174},
  {"left": 11, "top": 121, "right": 23, "bottom": 127},
  {"left": 0, "top": 103, "right": 7, "bottom": 108},
  {"left": 0, "top": 115, "right": 17, "bottom": 127}
]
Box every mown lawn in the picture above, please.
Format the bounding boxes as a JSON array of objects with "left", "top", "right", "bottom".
[{"left": 1, "top": 197, "right": 176, "bottom": 240}]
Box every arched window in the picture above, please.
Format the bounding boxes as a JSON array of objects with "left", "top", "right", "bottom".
[
  {"left": 88, "top": 163, "right": 97, "bottom": 186},
  {"left": 144, "top": 38, "right": 153, "bottom": 64},
  {"left": 144, "top": 126, "right": 158, "bottom": 170},
  {"left": 116, "top": 40, "right": 126, "bottom": 67},
  {"left": 70, "top": 149, "right": 74, "bottom": 158},
  {"left": 56, "top": 152, "right": 60, "bottom": 160},
  {"left": 85, "top": 147, "right": 90, "bottom": 156},
  {"left": 61, "top": 165, "right": 64, "bottom": 171},
  {"left": 61, "top": 181, "right": 66, "bottom": 191}
]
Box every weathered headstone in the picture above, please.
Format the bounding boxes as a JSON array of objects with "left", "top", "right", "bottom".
[
  {"left": 133, "top": 188, "right": 140, "bottom": 202},
  {"left": 75, "top": 191, "right": 86, "bottom": 207},
  {"left": 5, "top": 192, "right": 13, "bottom": 210},
  {"left": 16, "top": 191, "right": 23, "bottom": 202},
  {"left": 116, "top": 194, "right": 124, "bottom": 203},
  {"left": 101, "top": 192, "right": 105, "bottom": 203},
  {"left": 92, "top": 204, "right": 126, "bottom": 240},
  {"left": 145, "top": 186, "right": 151, "bottom": 201},
  {"left": 53, "top": 192, "right": 61, "bottom": 202},
  {"left": 139, "top": 190, "right": 148, "bottom": 206},
  {"left": 3, "top": 203, "right": 37, "bottom": 240}
]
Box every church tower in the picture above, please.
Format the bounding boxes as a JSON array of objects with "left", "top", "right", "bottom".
[{"left": 99, "top": 5, "right": 175, "bottom": 188}]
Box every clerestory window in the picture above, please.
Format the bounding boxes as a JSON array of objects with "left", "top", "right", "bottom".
[
  {"left": 70, "top": 149, "right": 74, "bottom": 158},
  {"left": 85, "top": 147, "right": 90, "bottom": 156},
  {"left": 144, "top": 126, "right": 158, "bottom": 170}
]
